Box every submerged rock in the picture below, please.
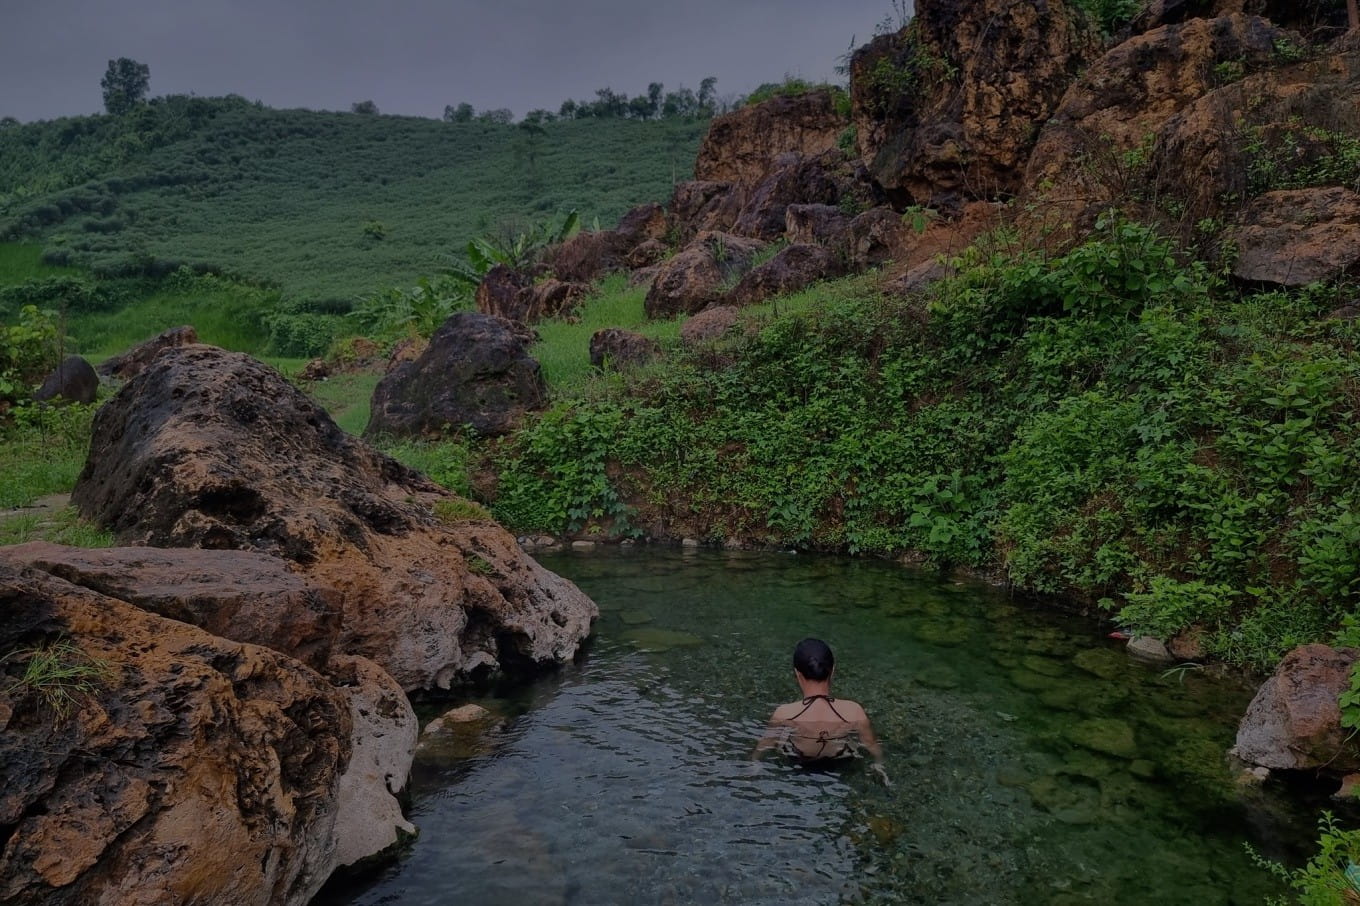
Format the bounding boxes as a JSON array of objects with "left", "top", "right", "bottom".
[
  {"left": 71, "top": 344, "right": 597, "bottom": 692},
  {"left": 1067, "top": 718, "right": 1139, "bottom": 758}
]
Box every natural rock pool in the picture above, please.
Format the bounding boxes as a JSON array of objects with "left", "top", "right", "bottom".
[{"left": 319, "top": 549, "right": 1331, "bottom": 905}]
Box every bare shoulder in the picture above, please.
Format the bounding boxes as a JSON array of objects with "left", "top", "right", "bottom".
[
  {"left": 770, "top": 702, "right": 803, "bottom": 721},
  {"left": 834, "top": 698, "right": 870, "bottom": 721}
]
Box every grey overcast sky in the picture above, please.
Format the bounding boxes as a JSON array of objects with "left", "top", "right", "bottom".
[{"left": 2, "top": 0, "right": 910, "bottom": 123}]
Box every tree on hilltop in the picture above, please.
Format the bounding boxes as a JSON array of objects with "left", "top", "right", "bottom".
[
  {"left": 101, "top": 58, "right": 150, "bottom": 115},
  {"left": 351, "top": 100, "right": 380, "bottom": 115},
  {"left": 444, "top": 102, "right": 474, "bottom": 123}
]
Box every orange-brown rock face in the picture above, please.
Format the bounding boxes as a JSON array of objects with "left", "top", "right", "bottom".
[
  {"left": 695, "top": 89, "right": 846, "bottom": 186},
  {"left": 1023, "top": 14, "right": 1291, "bottom": 224},
  {"left": 70, "top": 345, "right": 597, "bottom": 692},
  {"left": 852, "top": 0, "right": 1099, "bottom": 209},
  {"left": 1233, "top": 644, "right": 1360, "bottom": 773},
  {"left": 0, "top": 564, "right": 351, "bottom": 905}
]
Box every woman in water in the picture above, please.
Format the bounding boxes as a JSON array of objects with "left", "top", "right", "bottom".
[{"left": 753, "top": 638, "right": 887, "bottom": 781}]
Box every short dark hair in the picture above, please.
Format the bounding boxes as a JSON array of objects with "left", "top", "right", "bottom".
[{"left": 793, "top": 637, "right": 834, "bottom": 681}]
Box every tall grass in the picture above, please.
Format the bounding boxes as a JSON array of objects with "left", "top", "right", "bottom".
[{"left": 0, "top": 244, "right": 80, "bottom": 283}]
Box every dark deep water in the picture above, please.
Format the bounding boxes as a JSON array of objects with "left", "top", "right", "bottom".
[{"left": 318, "top": 548, "right": 1336, "bottom": 905}]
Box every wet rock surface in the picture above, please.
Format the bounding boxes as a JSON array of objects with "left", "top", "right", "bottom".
[
  {"left": 1233, "top": 644, "right": 1360, "bottom": 773},
  {"left": 71, "top": 344, "right": 597, "bottom": 691}
]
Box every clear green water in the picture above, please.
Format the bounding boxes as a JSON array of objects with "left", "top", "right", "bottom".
[{"left": 319, "top": 549, "right": 1330, "bottom": 905}]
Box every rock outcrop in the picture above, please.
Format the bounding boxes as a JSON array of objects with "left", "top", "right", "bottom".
[
  {"left": 852, "top": 0, "right": 1099, "bottom": 208},
  {"left": 71, "top": 344, "right": 597, "bottom": 691},
  {"left": 1024, "top": 14, "right": 1292, "bottom": 224},
  {"left": 33, "top": 355, "right": 98, "bottom": 404},
  {"left": 0, "top": 564, "right": 353, "bottom": 906},
  {"left": 644, "top": 232, "right": 764, "bottom": 318},
  {"left": 475, "top": 266, "right": 589, "bottom": 324},
  {"left": 695, "top": 89, "right": 846, "bottom": 186},
  {"left": 1232, "top": 644, "right": 1360, "bottom": 774},
  {"left": 367, "top": 311, "right": 548, "bottom": 438},
  {"left": 95, "top": 325, "right": 198, "bottom": 381},
  {"left": 546, "top": 203, "right": 670, "bottom": 283}
]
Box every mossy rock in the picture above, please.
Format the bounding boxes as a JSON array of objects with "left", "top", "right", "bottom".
[
  {"left": 914, "top": 617, "right": 973, "bottom": 646},
  {"left": 1010, "top": 668, "right": 1061, "bottom": 693},
  {"left": 619, "top": 610, "right": 654, "bottom": 626},
  {"left": 1026, "top": 773, "right": 1102, "bottom": 824},
  {"left": 1021, "top": 654, "right": 1067, "bottom": 677},
  {"left": 1067, "top": 718, "right": 1138, "bottom": 758},
  {"left": 914, "top": 664, "right": 961, "bottom": 689},
  {"left": 1072, "top": 647, "right": 1126, "bottom": 680}
]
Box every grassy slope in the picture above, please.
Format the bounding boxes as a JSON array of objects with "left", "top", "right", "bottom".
[{"left": 0, "top": 97, "right": 705, "bottom": 305}]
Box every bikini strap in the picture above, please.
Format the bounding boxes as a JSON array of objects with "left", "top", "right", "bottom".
[{"left": 791, "top": 694, "right": 849, "bottom": 722}]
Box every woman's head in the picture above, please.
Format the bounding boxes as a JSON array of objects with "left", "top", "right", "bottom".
[{"left": 793, "top": 637, "right": 835, "bottom": 681}]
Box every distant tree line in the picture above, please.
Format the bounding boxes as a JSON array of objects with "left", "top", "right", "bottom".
[{"left": 443, "top": 77, "right": 731, "bottom": 126}]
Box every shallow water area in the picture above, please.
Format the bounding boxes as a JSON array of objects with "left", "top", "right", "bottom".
[{"left": 318, "top": 549, "right": 1329, "bottom": 905}]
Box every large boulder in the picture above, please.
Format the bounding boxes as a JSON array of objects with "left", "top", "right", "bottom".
[
  {"left": 0, "top": 564, "right": 353, "bottom": 905},
  {"left": 1135, "top": 0, "right": 1346, "bottom": 38},
  {"left": 1230, "top": 187, "right": 1360, "bottom": 286},
  {"left": 70, "top": 344, "right": 596, "bottom": 691},
  {"left": 33, "top": 355, "right": 98, "bottom": 405},
  {"left": 368, "top": 311, "right": 548, "bottom": 438},
  {"left": 95, "top": 325, "right": 197, "bottom": 381},
  {"left": 695, "top": 89, "right": 847, "bottom": 186},
  {"left": 726, "top": 244, "right": 842, "bottom": 306},
  {"left": 0, "top": 542, "right": 341, "bottom": 671},
  {"left": 1024, "top": 15, "right": 1292, "bottom": 223},
  {"left": 680, "top": 306, "right": 741, "bottom": 346},
  {"left": 644, "top": 232, "right": 764, "bottom": 319},
  {"left": 852, "top": 0, "right": 1099, "bottom": 209},
  {"left": 1232, "top": 644, "right": 1360, "bottom": 773},
  {"left": 669, "top": 179, "right": 744, "bottom": 241}
]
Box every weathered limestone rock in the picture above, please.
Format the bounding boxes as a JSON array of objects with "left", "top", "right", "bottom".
[
  {"left": 680, "top": 306, "right": 741, "bottom": 346},
  {"left": 33, "top": 355, "right": 98, "bottom": 404},
  {"left": 475, "top": 268, "right": 588, "bottom": 325},
  {"left": 0, "top": 564, "right": 352, "bottom": 906},
  {"left": 70, "top": 344, "right": 596, "bottom": 691},
  {"left": 785, "top": 204, "right": 854, "bottom": 246},
  {"left": 547, "top": 203, "right": 670, "bottom": 283},
  {"left": 95, "top": 325, "right": 197, "bottom": 381},
  {"left": 328, "top": 654, "right": 418, "bottom": 868},
  {"left": 368, "top": 312, "right": 547, "bottom": 438},
  {"left": 0, "top": 541, "right": 341, "bottom": 671},
  {"left": 644, "top": 232, "right": 764, "bottom": 318},
  {"left": 726, "top": 244, "right": 841, "bottom": 306},
  {"left": 589, "top": 328, "right": 660, "bottom": 370},
  {"left": 1233, "top": 644, "right": 1360, "bottom": 773},
  {"left": 1024, "top": 15, "right": 1291, "bottom": 223},
  {"left": 731, "top": 151, "right": 847, "bottom": 240},
  {"left": 1153, "top": 48, "right": 1360, "bottom": 222},
  {"left": 853, "top": 0, "right": 1099, "bottom": 208},
  {"left": 669, "top": 179, "right": 744, "bottom": 240},
  {"left": 1230, "top": 188, "right": 1360, "bottom": 285},
  {"left": 695, "top": 89, "right": 846, "bottom": 186}
]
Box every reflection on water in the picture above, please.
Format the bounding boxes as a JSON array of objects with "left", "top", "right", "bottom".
[{"left": 319, "top": 549, "right": 1329, "bottom": 905}]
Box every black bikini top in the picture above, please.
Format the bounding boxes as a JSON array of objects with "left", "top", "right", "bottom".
[{"left": 790, "top": 693, "right": 850, "bottom": 723}]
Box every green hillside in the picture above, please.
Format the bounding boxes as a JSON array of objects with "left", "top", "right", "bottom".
[{"left": 0, "top": 95, "right": 705, "bottom": 306}]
